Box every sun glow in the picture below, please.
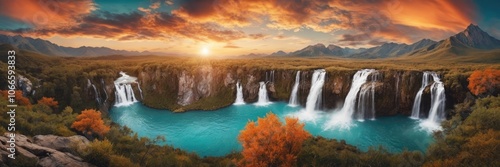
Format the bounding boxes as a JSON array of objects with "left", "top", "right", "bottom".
[{"left": 200, "top": 46, "right": 210, "bottom": 56}]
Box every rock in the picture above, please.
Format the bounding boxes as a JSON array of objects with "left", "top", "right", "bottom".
[
  {"left": 38, "top": 152, "right": 94, "bottom": 167},
  {"left": 0, "top": 133, "right": 94, "bottom": 167},
  {"left": 224, "top": 73, "right": 234, "bottom": 87},
  {"left": 33, "top": 135, "right": 90, "bottom": 154},
  {"left": 17, "top": 74, "right": 33, "bottom": 96},
  {"left": 177, "top": 71, "right": 196, "bottom": 106},
  {"left": 245, "top": 74, "right": 260, "bottom": 102},
  {"left": 196, "top": 66, "right": 213, "bottom": 97}
]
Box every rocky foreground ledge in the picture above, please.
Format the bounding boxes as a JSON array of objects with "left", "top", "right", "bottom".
[{"left": 0, "top": 133, "right": 94, "bottom": 167}]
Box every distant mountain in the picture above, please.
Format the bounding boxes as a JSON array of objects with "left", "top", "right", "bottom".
[
  {"left": 288, "top": 43, "right": 333, "bottom": 57},
  {"left": 327, "top": 44, "right": 367, "bottom": 56},
  {"left": 285, "top": 39, "right": 435, "bottom": 58},
  {"left": 269, "top": 50, "right": 287, "bottom": 56},
  {"left": 240, "top": 53, "right": 267, "bottom": 57},
  {"left": 0, "top": 34, "right": 164, "bottom": 57},
  {"left": 407, "top": 24, "right": 500, "bottom": 59},
  {"left": 349, "top": 39, "right": 437, "bottom": 58},
  {"left": 278, "top": 24, "right": 500, "bottom": 59}
]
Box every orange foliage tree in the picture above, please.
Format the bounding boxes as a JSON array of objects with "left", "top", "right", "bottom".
[
  {"left": 238, "top": 112, "right": 310, "bottom": 167},
  {"left": 71, "top": 109, "right": 110, "bottom": 137},
  {"left": 1, "top": 90, "right": 31, "bottom": 106},
  {"left": 468, "top": 68, "right": 500, "bottom": 96},
  {"left": 38, "top": 97, "right": 59, "bottom": 108}
]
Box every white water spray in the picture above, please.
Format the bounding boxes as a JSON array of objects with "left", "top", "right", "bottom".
[
  {"left": 293, "top": 69, "right": 326, "bottom": 122},
  {"left": 234, "top": 81, "right": 245, "bottom": 105},
  {"left": 325, "top": 69, "right": 376, "bottom": 130},
  {"left": 305, "top": 69, "right": 326, "bottom": 112},
  {"left": 356, "top": 71, "right": 379, "bottom": 121},
  {"left": 114, "top": 72, "right": 139, "bottom": 106},
  {"left": 255, "top": 81, "right": 271, "bottom": 106},
  {"left": 288, "top": 71, "right": 301, "bottom": 107},
  {"left": 411, "top": 72, "right": 432, "bottom": 119},
  {"left": 419, "top": 73, "right": 446, "bottom": 132}
]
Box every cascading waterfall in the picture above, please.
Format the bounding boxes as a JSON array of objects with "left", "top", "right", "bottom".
[
  {"left": 288, "top": 71, "right": 301, "bottom": 107},
  {"left": 255, "top": 81, "right": 271, "bottom": 106},
  {"left": 91, "top": 84, "right": 101, "bottom": 104},
  {"left": 411, "top": 72, "right": 432, "bottom": 119},
  {"left": 325, "top": 69, "right": 376, "bottom": 129},
  {"left": 137, "top": 82, "right": 144, "bottom": 100},
  {"left": 114, "top": 72, "right": 139, "bottom": 106},
  {"left": 265, "top": 70, "right": 275, "bottom": 83},
  {"left": 292, "top": 69, "right": 326, "bottom": 122},
  {"left": 356, "top": 71, "right": 379, "bottom": 121},
  {"left": 420, "top": 73, "right": 446, "bottom": 131},
  {"left": 234, "top": 81, "right": 245, "bottom": 105},
  {"left": 305, "top": 69, "right": 326, "bottom": 112}
]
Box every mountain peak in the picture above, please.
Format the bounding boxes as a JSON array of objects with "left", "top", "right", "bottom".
[
  {"left": 467, "top": 23, "right": 479, "bottom": 29},
  {"left": 450, "top": 24, "right": 500, "bottom": 49},
  {"left": 311, "top": 43, "right": 326, "bottom": 48}
]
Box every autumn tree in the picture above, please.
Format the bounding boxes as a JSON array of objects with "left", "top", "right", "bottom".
[
  {"left": 238, "top": 112, "right": 310, "bottom": 167},
  {"left": 71, "top": 109, "right": 110, "bottom": 137},
  {"left": 38, "top": 97, "right": 59, "bottom": 109},
  {"left": 468, "top": 68, "right": 500, "bottom": 96},
  {"left": 1, "top": 90, "right": 31, "bottom": 107}
]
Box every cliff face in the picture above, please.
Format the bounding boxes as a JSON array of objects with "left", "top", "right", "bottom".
[{"left": 78, "top": 66, "right": 469, "bottom": 117}]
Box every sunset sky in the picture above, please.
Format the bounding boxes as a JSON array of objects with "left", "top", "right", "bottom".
[{"left": 1, "top": 0, "right": 499, "bottom": 56}]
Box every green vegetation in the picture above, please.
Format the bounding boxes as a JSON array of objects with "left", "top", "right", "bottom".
[{"left": 425, "top": 96, "right": 500, "bottom": 166}]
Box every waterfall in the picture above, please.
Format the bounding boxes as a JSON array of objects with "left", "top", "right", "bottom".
[
  {"left": 87, "top": 79, "right": 92, "bottom": 89},
  {"left": 325, "top": 69, "right": 376, "bottom": 130},
  {"left": 91, "top": 84, "right": 101, "bottom": 104},
  {"left": 234, "top": 81, "right": 245, "bottom": 105},
  {"left": 410, "top": 72, "right": 432, "bottom": 119},
  {"left": 114, "top": 72, "right": 139, "bottom": 106},
  {"left": 255, "top": 81, "right": 271, "bottom": 106},
  {"left": 356, "top": 71, "right": 380, "bottom": 121},
  {"left": 271, "top": 70, "right": 275, "bottom": 83},
  {"left": 288, "top": 71, "right": 301, "bottom": 107},
  {"left": 420, "top": 73, "right": 446, "bottom": 132},
  {"left": 265, "top": 70, "right": 275, "bottom": 83},
  {"left": 137, "top": 82, "right": 144, "bottom": 100},
  {"left": 305, "top": 69, "right": 326, "bottom": 112},
  {"left": 292, "top": 69, "right": 325, "bottom": 122}
]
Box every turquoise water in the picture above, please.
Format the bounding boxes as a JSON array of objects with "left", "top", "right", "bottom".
[{"left": 110, "top": 102, "right": 433, "bottom": 157}]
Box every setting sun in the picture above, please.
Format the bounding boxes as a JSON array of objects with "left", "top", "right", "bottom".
[{"left": 200, "top": 46, "right": 210, "bottom": 56}]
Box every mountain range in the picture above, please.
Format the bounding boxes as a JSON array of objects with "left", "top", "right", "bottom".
[
  {"left": 0, "top": 24, "right": 499, "bottom": 59},
  {"left": 273, "top": 24, "right": 500, "bottom": 59},
  {"left": 0, "top": 35, "right": 165, "bottom": 57}
]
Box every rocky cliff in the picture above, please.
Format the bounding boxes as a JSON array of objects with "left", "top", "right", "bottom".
[{"left": 74, "top": 66, "right": 469, "bottom": 117}]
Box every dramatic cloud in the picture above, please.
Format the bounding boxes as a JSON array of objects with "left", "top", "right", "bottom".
[
  {"left": 3, "top": 6, "right": 248, "bottom": 42},
  {"left": 0, "top": 0, "right": 480, "bottom": 48},
  {"left": 173, "top": 0, "right": 475, "bottom": 45},
  {"left": 0, "top": 0, "right": 95, "bottom": 28}
]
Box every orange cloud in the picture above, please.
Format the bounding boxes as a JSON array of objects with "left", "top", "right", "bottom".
[
  {"left": 0, "top": 0, "right": 477, "bottom": 47},
  {"left": 0, "top": 0, "right": 95, "bottom": 28},
  {"left": 173, "top": 0, "right": 475, "bottom": 45}
]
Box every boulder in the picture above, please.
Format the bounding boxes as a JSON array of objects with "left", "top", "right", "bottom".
[
  {"left": 0, "top": 133, "right": 94, "bottom": 167},
  {"left": 33, "top": 135, "right": 90, "bottom": 153}
]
